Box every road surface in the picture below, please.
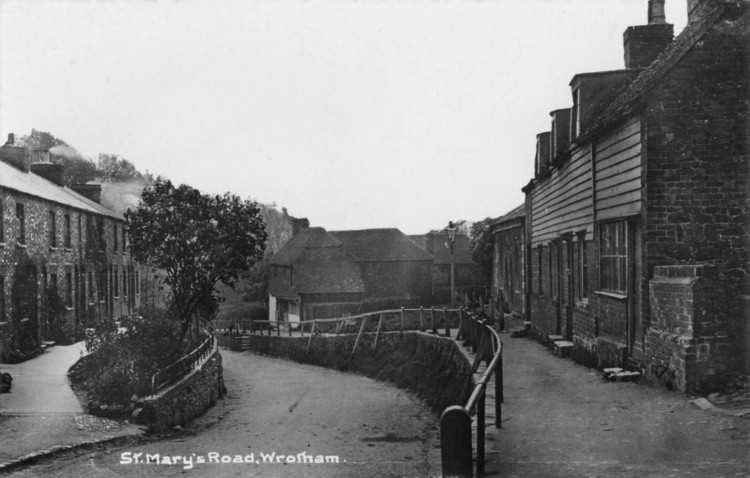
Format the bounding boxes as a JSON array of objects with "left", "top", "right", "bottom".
[{"left": 5, "top": 349, "right": 441, "bottom": 478}]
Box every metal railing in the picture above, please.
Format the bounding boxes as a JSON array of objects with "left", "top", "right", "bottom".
[
  {"left": 440, "top": 308, "right": 503, "bottom": 478},
  {"left": 150, "top": 332, "right": 216, "bottom": 394},
  {"left": 224, "top": 306, "right": 462, "bottom": 352}
]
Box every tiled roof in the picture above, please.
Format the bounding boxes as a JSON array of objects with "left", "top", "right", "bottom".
[
  {"left": 0, "top": 157, "right": 123, "bottom": 221},
  {"left": 583, "top": 0, "right": 735, "bottom": 137},
  {"left": 491, "top": 203, "right": 525, "bottom": 227},
  {"left": 270, "top": 227, "right": 342, "bottom": 265},
  {"left": 330, "top": 228, "right": 434, "bottom": 262}
]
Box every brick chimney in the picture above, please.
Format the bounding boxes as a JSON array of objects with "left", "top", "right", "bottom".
[
  {"left": 0, "top": 133, "right": 31, "bottom": 172},
  {"left": 623, "top": 0, "right": 674, "bottom": 69},
  {"left": 30, "top": 161, "right": 65, "bottom": 186},
  {"left": 71, "top": 184, "right": 102, "bottom": 204},
  {"left": 292, "top": 218, "right": 310, "bottom": 236}
]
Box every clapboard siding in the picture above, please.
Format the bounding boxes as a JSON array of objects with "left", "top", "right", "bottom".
[
  {"left": 530, "top": 144, "right": 593, "bottom": 246},
  {"left": 595, "top": 118, "right": 643, "bottom": 218}
]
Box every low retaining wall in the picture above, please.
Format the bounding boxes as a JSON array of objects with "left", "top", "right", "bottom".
[
  {"left": 135, "top": 347, "right": 224, "bottom": 432},
  {"left": 248, "top": 331, "right": 474, "bottom": 414}
]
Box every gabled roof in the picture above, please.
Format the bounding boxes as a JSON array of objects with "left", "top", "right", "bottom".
[
  {"left": 330, "top": 228, "right": 433, "bottom": 262},
  {"left": 492, "top": 203, "right": 525, "bottom": 228},
  {"left": 0, "top": 157, "right": 123, "bottom": 221},
  {"left": 269, "top": 228, "right": 365, "bottom": 297},
  {"left": 583, "top": 0, "right": 740, "bottom": 138},
  {"left": 270, "top": 227, "right": 343, "bottom": 265}
]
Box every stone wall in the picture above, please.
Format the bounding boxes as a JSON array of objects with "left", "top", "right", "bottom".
[
  {"left": 135, "top": 347, "right": 223, "bottom": 432},
  {"left": 645, "top": 265, "right": 731, "bottom": 393},
  {"left": 246, "top": 331, "right": 475, "bottom": 414}
]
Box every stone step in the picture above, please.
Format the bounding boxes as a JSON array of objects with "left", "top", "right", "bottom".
[
  {"left": 509, "top": 328, "right": 528, "bottom": 338},
  {"left": 603, "top": 368, "right": 641, "bottom": 382},
  {"left": 552, "top": 340, "right": 574, "bottom": 358}
]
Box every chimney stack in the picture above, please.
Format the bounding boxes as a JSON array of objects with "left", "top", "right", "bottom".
[
  {"left": 292, "top": 218, "right": 310, "bottom": 236},
  {"left": 30, "top": 162, "right": 65, "bottom": 186},
  {"left": 623, "top": 0, "right": 674, "bottom": 69},
  {"left": 0, "top": 133, "right": 31, "bottom": 172},
  {"left": 71, "top": 184, "right": 102, "bottom": 204}
]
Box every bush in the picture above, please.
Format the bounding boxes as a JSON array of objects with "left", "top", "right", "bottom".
[{"left": 79, "top": 310, "right": 187, "bottom": 405}]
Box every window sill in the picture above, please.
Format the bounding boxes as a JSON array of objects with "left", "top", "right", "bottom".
[
  {"left": 16, "top": 243, "right": 27, "bottom": 249},
  {"left": 49, "top": 246, "right": 58, "bottom": 252},
  {"left": 65, "top": 306, "right": 74, "bottom": 312},
  {"left": 594, "top": 290, "right": 627, "bottom": 300},
  {"left": 64, "top": 247, "right": 72, "bottom": 252}
]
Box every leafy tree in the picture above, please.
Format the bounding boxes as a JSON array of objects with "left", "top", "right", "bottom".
[
  {"left": 469, "top": 217, "right": 496, "bottom": 279},
  {"left": 97, "top": 154, "right": 142, "bottom": 182},
  {"left": 125, "top": 178, "right": 267, "bottom": 344}
]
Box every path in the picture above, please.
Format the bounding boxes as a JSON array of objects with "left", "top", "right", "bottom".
[
  {"left": 3, "top": 349, "right": 441, "bottom": 477},
  {"left": 482, "top": 332, "right": 750, "bottom": 478},
  {"left": 0, "top": 342, "right": 142, "bottom": 466}
]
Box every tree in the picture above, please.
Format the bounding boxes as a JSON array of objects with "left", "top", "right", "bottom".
[
  {"left": 97, "top": 154, "right": 142, "bottom": 182},
  {"left": 469, "top": 217, "right": 496, "bottom": 280},
  {"left": 125, "top": 178, "right": 267, "bottom": 344}
]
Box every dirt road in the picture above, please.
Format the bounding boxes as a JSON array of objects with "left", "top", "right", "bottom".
[{"left": 4, "top": 350, "right": 441, "bottom": 478}]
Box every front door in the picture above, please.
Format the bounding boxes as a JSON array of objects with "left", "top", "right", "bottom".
[{"left": 629, "top": 223, "right": 644, "bottom": 362}]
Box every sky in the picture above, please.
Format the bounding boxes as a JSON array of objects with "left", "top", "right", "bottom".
[{"left": 0, "top": 0, "right": 687, "bottom": 235}]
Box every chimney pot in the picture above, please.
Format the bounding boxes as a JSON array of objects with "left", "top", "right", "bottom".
[{"left": 648, "top": 0, "right": 667, "bottom": 24}]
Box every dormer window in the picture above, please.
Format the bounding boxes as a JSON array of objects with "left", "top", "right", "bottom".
[{"left": 571, "top": 88, "right": 581, "bottom": 139}]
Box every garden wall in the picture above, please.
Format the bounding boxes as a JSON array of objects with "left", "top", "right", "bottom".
[
  {"left": 247, "top": 331, "right": 475, "bottom": 414},
  {"left": 135, "top": 347, "right": 223, "bottom": 432}
]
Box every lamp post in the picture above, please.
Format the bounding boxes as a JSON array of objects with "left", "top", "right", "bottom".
[{"left": 446, "top": 221, "right": 457, "bottom": 306}]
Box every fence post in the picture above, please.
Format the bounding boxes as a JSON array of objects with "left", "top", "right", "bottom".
[
  {"left": 400, "top": 307, "right": 405, "bottom": 334},
  {"left": 306, "top": 320, "right": 316, "bottom": 354},
  {"left": 419, "top": 306, "right": 424, "bottom": 332},
  {"left": 352, "top": 315, "right": 368, "bottom": 355},
  {"left": 288, "top": 321, "right": 292, "bottom": 337},
  {"left": 495, "top": 355, "right": 503, "bottom": 429},
  {"left": 373, "top": 313, "right": 385, "bottom": 350},
  {"left": 431, "top": 307, "right": 437, "bottom": 334},
  {"left": 249, "top": 318, "right": 254, "bottom": 335},
  {"left": 477, "top": 389, "right": 486, "bottom": 477},
  {"left": 276, "top": 320, "right": 280, "bottom": 336},
  {"left": 440, "top": 405, "right": 473, "bottom": 478},
  {"left": 444, "top": 307, "right": 450, "bottom": 337}
]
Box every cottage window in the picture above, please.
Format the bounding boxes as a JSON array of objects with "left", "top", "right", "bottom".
[
  {"left": 97, "top": 217, "right": 105, "bottom": 251},
  {"left": 114, "top": 267, "right": 119, "bottom": 298},
  {"left": 49, "top": 210, "right": 57, "bottom": 247},
  {"left": 16, "top": 203, "right": 25, "bottom": 245},
  {"left": 64, "top": 214, "right": 71, "bottom": 248},
  {"left": 135, "top": 270, "right": 141, "bottom": 296},
  {"left": 77, "top": 215, "right": 83, "bottom": 247},
  {"left": 113, "top": 224, "right": 118, "bottom": 252},
  {"left": 577, "top": 232, "right": 589, "bottom": 302},
  {"left": 537, "top": 246, "right": 543, "bottom": 295},
  {"left": 122, "top": 227, "right": 127, "bottom": 252},
  {"left": 549, "top": 243, "right": 556, "bottom": 299},
  {"left": 599, "top": 221, "right": 628, "bottom": 294}
]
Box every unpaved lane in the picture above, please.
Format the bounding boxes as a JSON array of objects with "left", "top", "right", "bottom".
[{"left": 5, "top": 349, "right": 441, "bottom": 478}]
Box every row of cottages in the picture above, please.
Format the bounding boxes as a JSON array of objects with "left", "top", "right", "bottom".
[
  {"left": 268, "top": 226, "right": 482, "bottom": 322},
  {"left": 496, "top": 0, "right": 750, "bottom": 394},
  {"left": 0, "top": 134, "right": 142, "bottom": 362}
]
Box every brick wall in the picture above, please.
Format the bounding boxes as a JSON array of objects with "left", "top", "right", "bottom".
[
  {"left": 645, "top": 265, "right": 732, "bottom": 393},
  {"left": 644, "top": 12, "right": 750, "bottom": 374},
  {"left": 491, "top": 223, "right": 524, "bottom": 317}
]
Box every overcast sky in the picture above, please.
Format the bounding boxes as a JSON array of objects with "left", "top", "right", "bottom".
[{"left": 0, "top": 0, "right": 687, "bottom": 234}]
